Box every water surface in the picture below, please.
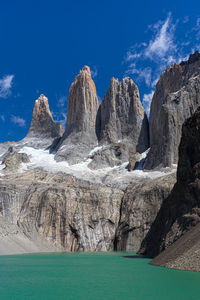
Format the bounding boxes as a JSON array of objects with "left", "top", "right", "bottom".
[{"left": 0, "top": 251, "right": 199, "bottom": 300}]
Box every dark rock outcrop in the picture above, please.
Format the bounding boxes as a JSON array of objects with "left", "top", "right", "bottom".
[
  {"left": 99, "top": 77, "right": 149, "bottom": 153},
  {"left": 145, "top": 51, "right": 200, "bottom": 169},
  {"left": 150, "top": 223, "right": 200, "bottom": 271},
  {"left": 55, "top": 66, "right": 99, "bottom": 164},
  {"left": 140, "top": 107, "right": 200, "bottom": 258}
]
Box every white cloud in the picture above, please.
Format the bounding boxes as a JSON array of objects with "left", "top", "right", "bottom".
[
  {"left": 57, "top": 96, "right": 67, "bottom": 107},
  {"left": 183, "top": 16, "right": 189, "bottom": 24},
  {"left": 0, "top": 75, "right": 14, "bottom": 98},
  {"left": 51, "top": 111, "right": 67, "bottom": 128},
  {"left": 145, "top": 14, "right": 176, "bottom": 61},
  {"left": 91, "top": 67, "right": 98, "bottom": 78},
  {"left": 143, "top": 91, "right": 155, "bottom": 116},
  {"left": 0, "top": 115, "right": 5, "bottom": 122},
  {"left": 151, "top": 76, "right": 160, "bottom": 88},
  {"left": 96, "top": 92, "right": 102, "bottom": 103},
  {"left": 56, "top": 112, "right": 67, "bottom": 127},
  {"left": 124, "top": 13, "right": 200, "bottom": 115},
  {"left": 192, "top": 17, "right": 200, "bottom": 40},
  {"left": 126, "top": 67, "right": 152, "bottom": 86},
  {"left": 11, "top": 115, "right": 25, "bottom": 127},
  {"left": 126, "top": 51, "right": 142, "bottom": 62},
  {"left": 124, "top": 13, "right": 179, "bottom": 93}
]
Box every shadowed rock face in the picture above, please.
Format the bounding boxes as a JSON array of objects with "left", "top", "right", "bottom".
[
  {"left": 145, "top": 51, "right": 200, "bottom": 169},
  {"left": 139, "top": 107, "right": 200, "bottom": 258},
  {"left": 115, "top": 173, "right": 176, "bottom": 252},
  {"left": 99, "top": 77, "right": 149, "bottom": 153},
  {"left": 27, "top": 94, "right": 64, "bottom": 139},
  {"left": 55, "top": 66, "right": 99, "bottom": 164}
]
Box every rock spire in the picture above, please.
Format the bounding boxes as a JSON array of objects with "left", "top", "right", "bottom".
[
  {"left": 55, "top": 66, "right": 99, "bottom": 164},
  {"left": 99, "top": 77, "right": 149, "bottom": 153},
  {"left": 27, "top": 94, "right": 64, "bottom": 139}
]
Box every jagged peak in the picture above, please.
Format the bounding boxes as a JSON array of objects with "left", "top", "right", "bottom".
[
  {"left": 35, "top": 94, "right": 48, "bottom": 103},
  {"left": 110, "top": 76, "right": 135, "bottom": 87},
  {"left": 82, "top": 65, "right": 91, "bottom": 73},
  {"left": 180, "top": 51, "right": 200, "bottom": 66},
  {"left": 27, "top": 94, "right": 64, "bottom": 139}
]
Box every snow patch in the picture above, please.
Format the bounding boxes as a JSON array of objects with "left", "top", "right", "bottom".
[
  {"left": 135, "top": 148, "right": 150, "bottom": 170},
  {"left": 16, "top": 146, "right": 176, "bottom": 188},
  {"left": 0, "top": 162, "right": 5, "bottom": 176},
  {"left": 89, "top": 146, "right": 103, "bottom": 156}
]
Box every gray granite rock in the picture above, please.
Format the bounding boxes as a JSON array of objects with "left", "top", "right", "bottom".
[
  {"left": 0, "top": 170, "right": 123, "bottom": 251},
  {"left": 115, "top": 173, "right": 176, "bottom": 252},
  {"left": 99, "top": 77, "right": 149, "bottom": 153},
  {"left": 55, "top": 66, "right": 99, "bottom": 164},
  {"left": 27, "top": 94, "right": 64, "bottom": 139},
  {"left": 128, "top": 151, "right": 141, "bottom": 171},
  {"left": 88, "top": 142, "right": 130, "bottom": 170},
  {"left": 145, "top": 51, "right": 200, "bottom": 169},
  {"left": 2, "top": 150, "right": 30, "bottom": 171},
  {"left": 140, "top": 107, "right": 200, "bottom": 258}
]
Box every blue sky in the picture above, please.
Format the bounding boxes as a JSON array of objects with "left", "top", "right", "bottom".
[{"left": 1, "top": 0, "right": 200, "bottom": 142}]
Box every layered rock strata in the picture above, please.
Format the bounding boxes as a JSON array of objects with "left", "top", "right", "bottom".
[
  {"left": 0, "top": 165, "right": 176, "bottom": 253},
  {"left": 145, "top": 51, "right": 200, "bottom": 169},
  {"left": 0, "top": 169, "right": 123, "bottom": 251}
]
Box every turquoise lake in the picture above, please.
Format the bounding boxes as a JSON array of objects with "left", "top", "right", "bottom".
[{"left": 0, "top": 252, "right": 200, "bottom": 300}]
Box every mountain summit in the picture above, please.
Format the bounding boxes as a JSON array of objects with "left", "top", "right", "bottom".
[
  {"left": 27, "top": 94, "right": 64, "bottom": 139},
  {"left": 55, "top": 66, "right": 99, "bottom": 164}
]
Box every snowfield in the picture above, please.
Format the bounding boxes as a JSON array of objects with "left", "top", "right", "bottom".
[{"left": 0, "top": 146, "right": 172, "bottom": 189}]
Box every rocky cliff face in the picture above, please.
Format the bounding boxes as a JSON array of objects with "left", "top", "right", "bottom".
[
  {"left": 115, "top": 173, "right": 176, "bottom": 251},
  {"left": 140, "top": 107, "right": 200, "bottom": 258},
  {"left": 4, "top": 55, "right": 200, "bottom": 256},
  {"left": 55, "top": 66, "right": 99, "bottom": 164},
  {"left": 0, "top": 169, "right": 123, "bottom": 251},
  {"left": 0, "top": 163, "right": 176, "bottom": 253},
  {"left": 145, "top": 51, "right": 200, "bottom": 169},
  {"left": 99, "top": 77, "right": 149, "bottom": 153},
  {"left": 27, "top": 94, "right": 64, "bottom": 139}
]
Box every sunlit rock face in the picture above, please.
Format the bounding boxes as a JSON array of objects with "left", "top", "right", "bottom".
[
  {"left": 99, "top": 77, "right": 149, "bottom": 153},
  {"left": 0, "top": 170, "right": 123, "bottom": 252},
  {"left": 55, "top": 66, "right": 99, "bottom": 164},
  {"left": 27, "top": 94, "right": 64, "bottom": 139},
  {"left": 66, "top": 66, "right": 99, "bottom": 135},
  {"left": 145, "top": 51, "right": 200, "bottom": 169}
]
